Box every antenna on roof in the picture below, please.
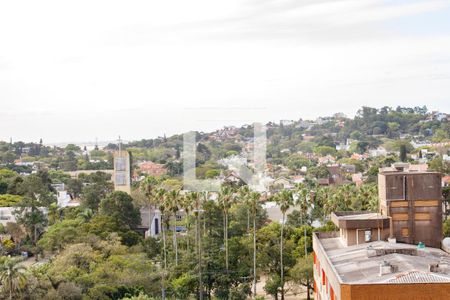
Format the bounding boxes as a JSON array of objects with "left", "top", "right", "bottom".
[{"left": 118, "top": 135, "right": 122, "bottom": 155}]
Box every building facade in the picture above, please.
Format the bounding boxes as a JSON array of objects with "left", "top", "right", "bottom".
[
  {"left": 313, "top": 164, "right": 449, "bottom": 300},
  {"left": 378, "top": 163, "right": 442, "bottom": 248}
]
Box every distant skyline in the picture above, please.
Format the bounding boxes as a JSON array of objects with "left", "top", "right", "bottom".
[{"left": 1, "top": 0, "right": 450, "bottom": 143}]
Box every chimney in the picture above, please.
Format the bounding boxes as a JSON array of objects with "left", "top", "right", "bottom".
[{"left": 380, "top": 261, "right": 392, "bottom": 276}]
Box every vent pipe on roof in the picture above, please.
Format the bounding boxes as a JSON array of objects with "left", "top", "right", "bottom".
[
  {"left": 380, "top": 261, "right": 392, "bottom": 276},
  {"left": 379, "top": 261, "right": 398, "bottom": 276}
]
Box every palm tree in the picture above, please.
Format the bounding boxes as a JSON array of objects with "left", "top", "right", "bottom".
[
  {"left": 140, "top": 176, "right": 159, "bottom": 237},
  {"left": 295, "top": 183, "right": 310, "bottom": 226},
  {"left": 155, "top": 188, "right": 168, "bottom": 300},
  {"left": 79, "top": 208, "right": 94, "bottom": 222},
  {"left": 218, "top": 186, "right": 235, "bottom": 272},
  {"left": 295, "top": 184, "right": 312, "bottom": 299},
  {"left": 321, "top": 186, "right": 337, "bottom": 218},
  {"left": 246, "top": 191, "right": 261, "bottom": 298},
  {"left": 275, "top": 189, "right": 294, "bottom": 300},
  {"left": 358, "top": 184, "right": 378, "bottom": 211},
  {"left": 182, "top": 192, "right": 196, "bottom": 253},
  {"left": 337, "top": 184, "right": 354, "bottom": 211},
  {"left": 0, "top": 256, "right": 27, "bottom": 300},
  {"left": 189, "top": 191, "right": 204, "bottom": 300},
  {"left": 238, "top": 186, "right": 251, "bottom": 233},
  {"left": 167, "top": 189, "right": 181, "bottom": 266}
]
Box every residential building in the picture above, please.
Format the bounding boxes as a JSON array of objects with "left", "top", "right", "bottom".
[
  {"left": 369, "top": 147, "right": 388, "bottom": 157},
  {"left": 138, "top": 161, "right": 167, "bottom": 177},
  {"left": 312, "top": 164, "right": 449, "bottom": 300},
  {"left": 313, "top": 228, "right": 450, "bottom": 300},
  {"left": 0, "top": 207, "right": 16, "bottom": 226}
]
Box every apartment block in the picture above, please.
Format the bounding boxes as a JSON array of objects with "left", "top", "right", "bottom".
[{"left": 312, "top": 164, "right": 449, "bottom": 300}]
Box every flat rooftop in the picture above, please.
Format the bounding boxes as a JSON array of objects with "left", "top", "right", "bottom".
[
  {"left": 333, "top": 212, "right": 387, "bottom": 221},
  {"left": 317, "top": 234, "right": 450, "bottom": 284},
  {"left": 331, "top": 212, "right": 390, "bottom": 229}
]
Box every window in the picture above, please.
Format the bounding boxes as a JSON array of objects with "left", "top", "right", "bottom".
[
  {"left": 154, "top": 218, "right": 159, "bottom": 235},
  {"left": 115, "top": 157, "right": 126, "bottom": 171},
  {"left": 322, "top": 270, "right": 326, "bottom": 285},
  {"left": 115, "top": 173, "right": 127, "bottom": 185},
  {"left": 330, "top": 286, "right": 335, "bottom": 300}
]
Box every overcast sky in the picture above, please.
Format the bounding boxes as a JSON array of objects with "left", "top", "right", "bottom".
[{"left": 1, "top": 0, "right": 450, "bottom": 144}]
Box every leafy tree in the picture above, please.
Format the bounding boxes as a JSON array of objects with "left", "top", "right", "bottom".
[
  {"left": 67, "top": 179, "right": 83, "bottom": 199},
  {"left": 14, "top": 173, "right": 56, "bottom": 246},
  {"left": 429, "top": 157, "right": 450, "bottom": 174},
  {"left": 99, "top": 191, "right": 141, "bottom": 228},
  {"left": 120, "top": 293, "right": 154, "bottom": 300},
  {"left": 37, "top": 219, "right": 83, "bottom": 252},
  {"left": 313, "top": 146, "right": 336, "bottom": 156},
  {"left": 0, "top": 194, "right": 22, "bottom": 207},
  {"left": 444, "top": 219, "right": 450, "bottom": 237},
  {"left": 171, "top": 273, "right": 196, "bottom": 299},
  {"left": 399, "top": 144, "right": 407, "bottom": 162},
  {"left": 5, "top": 223, "right": 26, "bottom": 248},
  {"left": 289, "top": 254, "right": 313, "bottom": 300},
  {"left": 80, "top": 172, "right": 113, "bottom": 211}
]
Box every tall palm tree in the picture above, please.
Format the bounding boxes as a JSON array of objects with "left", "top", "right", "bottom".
[
  {"left": 295, "top": 183, "right": 312, "bottom": 300},
  {"left": 189, "top": 191, "right": 204, "bottom": 300},
  {"left": 140, "top": 176, "right": 159, "bottom": 237},
  {"left": 357, "top": 183, "right": 378, "bottom": 211},
  {"left": 0, "top": 257, "right": 27, "bottom": 300},
  {"left": 238, "top": 186, "right": 251, "bottom": 233},
  {"left": 167, "top": 189, "right": 181, "bottom": 266},
  {"left": 295, "top": 183, "right": 310, "bottom": 226},
  {"left": 155, "top": 188, "right": 168, "bottom": 300},
  {"left": 182, "top": 192, "right": 195, "bottom": 253},
  {"left": 246, "top": 190, "right": 261, "bottom": 298},
  {"left": 275, "top": 189, "right": 294, "bottom": 300},
  {"left": 336, "top": 184, "right": 354, "bottom": 211},
  {"left": 218, "top": 186, "right": 234, "bottom": 272}
]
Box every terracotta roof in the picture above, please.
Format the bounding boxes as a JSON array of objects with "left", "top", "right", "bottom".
[{"left": 139, "top": 161, "right": 167, "bottom": 176}]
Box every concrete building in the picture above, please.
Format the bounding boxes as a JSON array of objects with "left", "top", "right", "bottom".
[
  {"left": 313, "top": 164, "right": 449, "bottom": 300},
  {"left": 331, "top": 212, "right": 391, "bottom": 247},
  {"left": 378, "top": 163, "right": 442, "bottom": 248},
  {"left": 313, "top": 230, "right": 450, "bottom": 300}
]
